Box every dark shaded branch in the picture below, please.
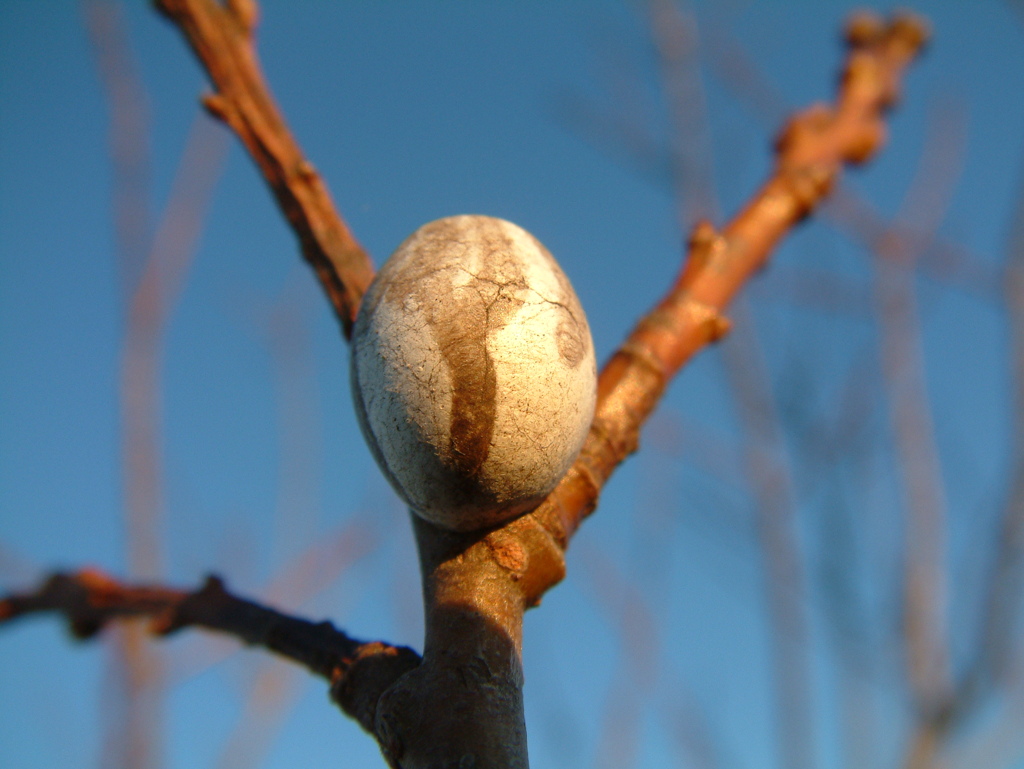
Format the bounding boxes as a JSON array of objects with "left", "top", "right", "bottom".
[
  {"left": 0, "top": 570, "right": 420, "bottom": 736},
  {"left": 153, "top": 0, "right": 375, "bottom": 337}
]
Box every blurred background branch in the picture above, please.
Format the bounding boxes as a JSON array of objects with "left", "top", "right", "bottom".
[{"left": 2, "top": 2, "right": 1023, "bottom": 768}]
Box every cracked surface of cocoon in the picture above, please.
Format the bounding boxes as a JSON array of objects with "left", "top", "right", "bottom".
[{"left": 351, "top": 215, "right": 597, "bottom": 531}]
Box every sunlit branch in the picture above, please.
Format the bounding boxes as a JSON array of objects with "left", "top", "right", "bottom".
[
  {"left": 154, "top": 0, "right": 375, "bottom": 337},
  {"left": 524, "top": 12, "right": 930, "bottom": 603},
  {"left": 703, "top": 19, "right": 996, "bottom": 302}
]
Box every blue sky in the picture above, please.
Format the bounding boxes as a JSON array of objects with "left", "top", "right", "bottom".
[{"left": 2, "top": 2, "right": 1023, "bottom": 768}]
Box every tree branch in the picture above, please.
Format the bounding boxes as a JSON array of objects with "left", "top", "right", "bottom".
[
  {"left": 522, "top": 11, "right": 929, "bottom": 600},
  {"left": 153, "top": 0, "right": 375, "bottom": 337},
  {"left": 150, "top": 1, "right": 928, "bottom": 605},
  {"left": 6, "top": 8, "right": 928, "bottom": 767},
  {"left": 346, "top": 14, "right": 929, "bottom": 765},
  {"left": 0, "top": 570, "right": 420, "bottom": 737}
]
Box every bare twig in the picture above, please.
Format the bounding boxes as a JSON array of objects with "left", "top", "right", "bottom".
[
  {"left": 704, "top": 18, "right": 997, "bottom": 302},
  {"left": 580, "top": 544, "right": 661, "bottom": 769},
  {"left": 115, "top": 100, "right": 228, "bottom": 769},
  {"left": 167, "top": 516, "right": 379, "bottom": 684},
  {"left": 87, "top": 5, "right": 231, "bottom": 766},
  {"left": 722, "top": 301, "right": 816, "bottom": 769},
  {"left": 153, "top": 0, "right": 375, "bottom": 337},
  {"left": 864, "top": 98, "right": 968, "bottom": 769},
  {"left": 0, "top": 570, "right": 421, "bottom": 737},
  {"left": 214, "top": 660, "right": 302, "bottom": 769},
  {"left": 647, "top": 0, "right": 719, "bottom": 226},
  {"left": 524, "top": 11, "right": 929, "bottom": 600},
  {"left": 964, "top": 216, "right": 1024, "bottom": 703},
  {"left": 824, "top": 186, "right": 1000, "bottom": 301},
  {"left": 647, "top": 6, "right": 815, "bottom": 766},
  {"left": 931, "top": 133, "right": 1024, "bottom": 753},
  {"left": 86, "top": 0, "right": 153, "bottom": 295}
]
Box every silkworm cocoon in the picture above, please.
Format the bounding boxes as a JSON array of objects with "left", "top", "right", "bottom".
[{"left": 351, "top": 215, "right": 597, "bottom": 531}]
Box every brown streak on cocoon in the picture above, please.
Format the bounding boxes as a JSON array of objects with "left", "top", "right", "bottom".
[
  {"left": 353, "top": 214, "right": 597, "bottom": 531},
  {"left": 438, "top": 310, "right": 494, "bottom": 478},
  {"left": 386, "top": 219, "right": 529, "bottom": 484},
  {"left": 556, "top": 317, "right": 586, "bottom": 368},
  {"left": 437, "top": 220, "right": 526, "bottom": 480}
]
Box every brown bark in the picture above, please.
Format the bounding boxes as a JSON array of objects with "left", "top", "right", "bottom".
[
  {"left": 154, "top": 0, "right": 375, "bottom": 338},
  {"left": 2, "top": 7, "right": 928, "bottom": 768},
  {"left": 526, "top": 11, "right": 929, "bottom": 600},
  {"left": 0, "top": 570, "right": 421, "bottom": 738},
  {"left": 372, "top": 518, "right": 532, "bottom": 768}
]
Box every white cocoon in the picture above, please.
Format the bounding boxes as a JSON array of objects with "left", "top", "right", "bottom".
[{"left": 351, "top": 215, "right": 597, "bottom": 531}]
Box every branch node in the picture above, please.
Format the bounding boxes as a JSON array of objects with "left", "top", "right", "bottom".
[
  {"left": 156, "top": 573, "right": 226, "bottom": 635},
  {"left": 620, "top": 337, "right": 671, "bottom": 380},
  {"left": 775, "top": 103, "right": 834, "bottom": 157},
  {"left": 680, "top": 220, "right": 727, "bottom": 285},
  {"left": 845, "top": 11, "right": 887, "bottom": 47},
  {"left": 636, "top": 290, "right": 732, "bottom": 349},
  {"left": 681, "top": 295, "right": 732, "bottom": 343},
  {"left": 890, "top": 12, "right": 931, "bottom": 53},
  {"left": 199, "top": 573, "right": 228, "bottom": 595},
  {"left": 535, "top": 458, "right": 602, "bottom": 555},
  {"left": 847, "top": 118, "right": 887, "bottom": 164},
  {"left": 202, "top": 92, "right": 230, "bottom": 122},
  {"left": 781, "top": 163, "right": 837, "bottom": 221},
  {"left": 330, "top": 641, "right": 421, "bottom": 736},
  {"left": 226, "top": 0, "right": 259, "bottom": 33},
  {"left": 486, "top": 530, "right": 529, "bottom": 579},
  {"left": 687, "top": 218, "right": 719, "bottom": 251},
  {"left": 591, "top": 412, "right": 640, "bottom": 463},
  {"left": 686, "top": 218, "right": 725, "bottom": 265},
  {"left": 295, "top": 159, "right": 319, "bottom": 181}
]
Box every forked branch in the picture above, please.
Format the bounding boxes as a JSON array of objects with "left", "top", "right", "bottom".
[
  {"left": 149, "top": 1, "right": 928, "bottom": 600},
  {"left": 2, "top": 7, "right": 929, "bottom": 768}
]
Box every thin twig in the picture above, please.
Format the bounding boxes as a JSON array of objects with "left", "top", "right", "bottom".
[
  {"left": 0, "top": 570, "right": 421, "bottom": 736},
  {"left": 523, "top": 11, "right": 930, "bottom": 601},
  {"left": 647, "top": 6, "right": 815, "bottom": 766},
  {"left": 214, "top": 660, "right": 302, "bottom": 769},
  {"left": 938, "top": 131, "right": 1024, "bottom": 745},
  {"left": 164, "top": 516, "right": 379, "bottom": 684},
  {"left": 153, "top": 0, "right": 375, "bottom": 337},
  {"left": 722, "top": 300, "right": 816, "bottom": 769},
  {"left": 704, "top": 18, "right": 996, "bottom": 302},
  {"left": 87, "top": 6, "right": 227, "bottom": 766},
  {"left": 646, "top": 0, "right": 719, "bottom": 226},
  {"left": 866, "top": 92, "right": 969, "bottom": 769}
]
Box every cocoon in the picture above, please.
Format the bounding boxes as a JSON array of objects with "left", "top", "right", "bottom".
[{"left": 351, "top": 215, "right": 597, "bottom": 531}]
